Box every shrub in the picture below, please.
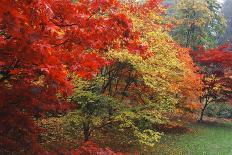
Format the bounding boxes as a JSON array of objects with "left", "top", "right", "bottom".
[{"left": 205, "top": 103, "right": 232, "bottom": 119}]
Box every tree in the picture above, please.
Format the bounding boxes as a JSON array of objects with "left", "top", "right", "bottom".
[
  {"left": 66, "top": 0, "right": 168, "bottom": 148},
  {"left": 0, "top": 0, "right": 138, "bottom": 153},
  {"left": 192, "top": 45, "right": 232, "bottom": 121},
  {"left": 171, "top": 0, "right": 225, "bottom": 49},
  {"left": 126, "top": 0, "right": 202, "bottom": 119},
  {"left": 68, "top": 75, "right": 163, "bottom": 146},
  {"left": 66, "top": 0, "right": 202, "bottom": 149},
  {"left": 0, "top": 0, "right": 204, "bottom": 153},
  {"left": 68, "top": 76, "right": 121, "bottom": 142},
  {"left": 220, "top": 0, "right": 232, "bottom": 49}
]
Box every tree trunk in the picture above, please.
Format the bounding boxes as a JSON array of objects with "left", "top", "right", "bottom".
[
  {"left": 199, "top": 101, "right": 209, "bottom": 122},
  {"left": 83, "top": 122, "right": 90, "bottom": 142}
]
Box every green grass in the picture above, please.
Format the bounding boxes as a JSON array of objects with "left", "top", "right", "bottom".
[{"left": 151, "top": 122, "right": 232, "bottom": 155}]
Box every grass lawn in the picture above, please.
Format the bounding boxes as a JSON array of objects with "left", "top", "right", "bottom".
[{"left": 151, "top": 121, "right": 232, "bottom": 155}]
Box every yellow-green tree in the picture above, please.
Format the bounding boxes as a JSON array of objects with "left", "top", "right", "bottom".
[
  {"left": 171, "top": 0, "right": 225, "bottom": 49},
  {"left": 67, "top": 0, "right": 202, "bottom": 150}
]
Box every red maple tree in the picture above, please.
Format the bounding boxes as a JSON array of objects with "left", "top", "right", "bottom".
[
  {"left": 192, "top": 45, "right": 232, "bottom": 121},
  {"left": 0, "top": 0, "right": 140, "bottom": 153}
]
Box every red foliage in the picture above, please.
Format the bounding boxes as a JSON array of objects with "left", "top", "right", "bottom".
[
  {"left": 128, "top": 0, "right": 163, "bottom": 14},
  {"left": 143, "top": 0, "right": 163, "bottom": 10},
  {"left": 0, "top": 0, "right": 141, "bottom": 153},
  {"left": 193, "top": 45, "right": 232, "bottom": 68},
  {"left": 53, "top": 141, "right": 131, "bottom": 155},
  {"left": 192, "top": 45, "right": 232, "bottom": 79},
  {"left": 192, "top": 45, "right": 232, "bottom": 106},
  {"left": 71, "top": 141, "right": 127, "bottom": 155}
]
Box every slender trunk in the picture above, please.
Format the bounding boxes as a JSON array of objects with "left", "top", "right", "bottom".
[
  {"left": 83, "top": 122, "right": 90, "bottom": 142},
  {"left": 113, "top": 69, "right": 122, "bottom": 97},
  {"left": 120, "top": 73, "right": 134, "bottom": 102},
  {"left": 108, "top": 106, "right": 113, "bottom": 120},
  {"left": 199, "top": 100, "right": 209, "bottom": 122}
]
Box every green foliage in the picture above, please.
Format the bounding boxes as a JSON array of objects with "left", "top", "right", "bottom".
[
  {"left": 70, "top": 76, "right": 116, "bottom": 118},
  {"left": 67, "top": 75, "right": 167, "bottom": 147},
  {"left": 221, "top": 0, "right": 232, "bottom": 47},
  {"left": 113, "top": 109, "right": 163, "bottom": 147},
  {"left": 68, "top": 76, "right": 119, "bottom": 140},
  {"left": 217, "top": 104, "right": 232, "bottom": 118},
  {"left": 171, "top": 0, "right": 226, "bottom": 49},
  {"left": 107, "top": 49, "right": 184, "bottom": 95},
  {"left": 205, "top": 103, "right": 232, "bottom": 119},
  {"left": 39, "top": 117, "right": 79, "bottom": 151}
]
